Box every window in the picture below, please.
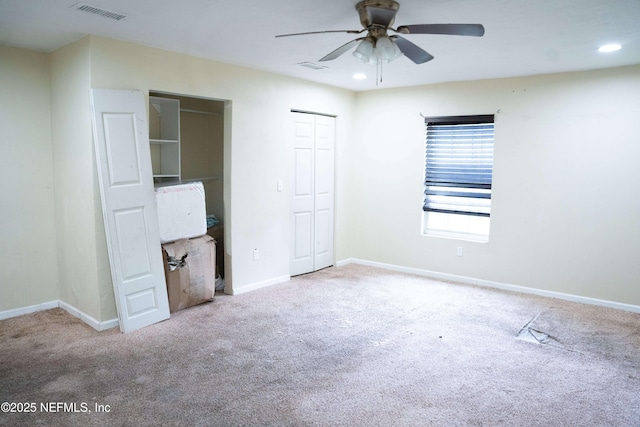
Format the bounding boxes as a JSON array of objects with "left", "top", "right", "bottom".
[{"left": 423, "top": 115, "right": 495, "bottom": 241}]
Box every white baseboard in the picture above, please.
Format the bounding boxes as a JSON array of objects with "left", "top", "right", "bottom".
[
  {"left": 0, "top": 300, "right": 119, "bottom": 331},
  {"left": 58, "top": 300, "right": 119, "bottom": 331},
  {"left": 5, "top": 260, "right": 636, "bottom": 328},
  {"left": 335, "top": 259, "right": 354, "bottom": 268},
  {"left": 229, "top": 274, "right": 290, "bottom": 295},
  {"left": 0, "top": 300, "right": 59, "bottom": 321},
  {"left": 338, "top": 258, "right": 640, "bottom": 314}
]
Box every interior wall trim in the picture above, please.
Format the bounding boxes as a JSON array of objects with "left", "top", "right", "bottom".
[
  {"left": 337, "top": 258, "right": 640, "bottom": 314},
  {"left": 0, "top": 300, "right": 119, "bottom": 331},
  {"left": 290, "top": 109, "right": 337, "bottom": 118},
  {"left": 5, "top": 260, "right": 636, "bottom": 329},
  {"left": 0, "top": 300, "right": 58, "bottom": 321},
  {"left": 229, "top": 275, "right": 290, "bottom": 296},
  {"left": 58, "top": 300, "right": 119, "bottom": 331}
]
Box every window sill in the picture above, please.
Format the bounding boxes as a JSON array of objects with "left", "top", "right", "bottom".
[{"left": 422, "top": 229, "right": 489, "bottom": 243}]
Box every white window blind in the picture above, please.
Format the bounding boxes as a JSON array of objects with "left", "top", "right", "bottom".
[{"left": 424, "top": 115, "right": 494, "bottom": 217}]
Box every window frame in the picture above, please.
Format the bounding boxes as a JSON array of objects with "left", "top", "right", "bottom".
[{"left": 422, "top": 114, "right": 495, "bottom": 241}]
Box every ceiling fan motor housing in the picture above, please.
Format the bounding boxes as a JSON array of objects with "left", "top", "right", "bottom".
[{"left": 356, "top": 0, "right": 400, "bottom": 29}]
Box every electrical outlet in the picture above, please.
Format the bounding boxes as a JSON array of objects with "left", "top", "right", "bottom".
[
  {"left": 253, "top": 248, "right": 259, "bottom": 261},
  {"left": 456, "top": 246, "right": 464, "bottom": 257},
  {"left": 277, "top": 180, "right": 283, "bottom": 192}
]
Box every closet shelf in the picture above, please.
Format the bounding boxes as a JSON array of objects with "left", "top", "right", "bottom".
[
  {"left": 182, "top": 176, "right": 220, "bottom": 183},
  {"left": 153, "top": 176, "right": 220, "bottom": 188},
  {"left": 150, "top": 138, "right": 179, "bottom": 145},
  {"left": 180, "top": 108, "right": 221, "bottom": 116}
]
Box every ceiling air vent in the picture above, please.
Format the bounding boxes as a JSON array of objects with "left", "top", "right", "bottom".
[
  {"left": 72, "top": 3, "right": 128, "bottom": 21},
  {"left": 297, "top": 62, "right": 328, "bottom": 71}
]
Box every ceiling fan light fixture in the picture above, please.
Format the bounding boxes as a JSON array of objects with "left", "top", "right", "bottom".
[
  {"left": 353, "top": 38, "right": 375, "bottom": 63},
  {"left": 354, "top": 36, "right": 402, "bottom": 64},
  {"left": 374, "top": 36, "right": 402, "bottom": 62}
]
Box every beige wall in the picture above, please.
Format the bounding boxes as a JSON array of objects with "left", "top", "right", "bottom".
[
  {"left": 49, "top": 38, "right": 116, "bottom": 322},
  {"left": 0, "top": 45, "right": 59, "bottom": 311},
  {"left": 2, "top": 36, "right": 638, "bottom": 323},
  {"left": 172, "top": 95, "right": 225, "bottom": 222},
  {"left": 0, "top": 38, "right": 356, "bottom": 320},
  {"left": 87, "top": 36, "right": 356, "bottom": 305},
  {"left": 352, "top": 65, "right": 640, "bottom": 306},
  {"left": 181, "top": 110, "right": 224, "bottom": 221}
]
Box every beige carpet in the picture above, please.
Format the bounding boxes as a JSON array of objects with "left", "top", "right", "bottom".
[{"left": 1, "top": 264, "right": 639, "bottom": 426}]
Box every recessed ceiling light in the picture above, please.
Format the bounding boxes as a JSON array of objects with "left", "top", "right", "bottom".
[
  {"left": 353, "top": 73, "right": 367, "bottom": 80},
  {"left": 598, "top": 44, "right": 622, "bottom": 53}
]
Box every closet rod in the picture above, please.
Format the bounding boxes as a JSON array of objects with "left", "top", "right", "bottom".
[{"left": 180, "top": 108, "right": 220, "bottom": 116}]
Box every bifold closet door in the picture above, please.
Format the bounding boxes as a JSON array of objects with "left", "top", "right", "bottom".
[{"left": 290, "top": 112, "right": 335, "bottom": 276}]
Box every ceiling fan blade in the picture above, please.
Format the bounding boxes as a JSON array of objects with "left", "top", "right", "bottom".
[
  {"left": 319, "top": 38, "right": 363, "bottom": 62},
  {"left": 275, "top": 29, "right": 363, "bottom": 38},
  {"left": 396, "top": 24, "right": 485, "bottom": 37},
  {"left": 392, "top": 36, "right": 434, "bottom": 64}
]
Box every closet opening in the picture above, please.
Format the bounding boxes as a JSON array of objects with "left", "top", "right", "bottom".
[{"left": 149, "top": 91, "right": 229, "bottom": 287}]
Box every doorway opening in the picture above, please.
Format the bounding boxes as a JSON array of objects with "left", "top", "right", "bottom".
[{"left": 149, "top": 91, "right": 230, "bottom": 287}]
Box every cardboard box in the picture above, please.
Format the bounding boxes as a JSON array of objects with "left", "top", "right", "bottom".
[
  {"left": 155, "top": 182, "right": 207, "bottom": 243},
  {"left": 162, "top": 235, "right": 216, "bottom": 313}
]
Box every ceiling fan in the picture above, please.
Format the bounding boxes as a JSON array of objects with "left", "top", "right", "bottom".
[{"left": 276, "top": 0, "right": 485, "bottom": 65}]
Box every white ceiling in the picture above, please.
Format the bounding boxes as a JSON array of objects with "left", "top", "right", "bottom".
[{"left": 1, "top": 0, "right": 639, "bottom": 91}]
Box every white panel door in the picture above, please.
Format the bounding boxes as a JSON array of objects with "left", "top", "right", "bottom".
[
  {"left": 290, "top": 112, "right": 335, "bottom": 276},
  {"left": 313, "top": 115, "right": 335, "bottom": 270},
  {"left": 290, "top": 113, "right": 315, "bottom": 276},
  {"left": 91, "top": 89, "right": 170, "bottom": 333}
]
